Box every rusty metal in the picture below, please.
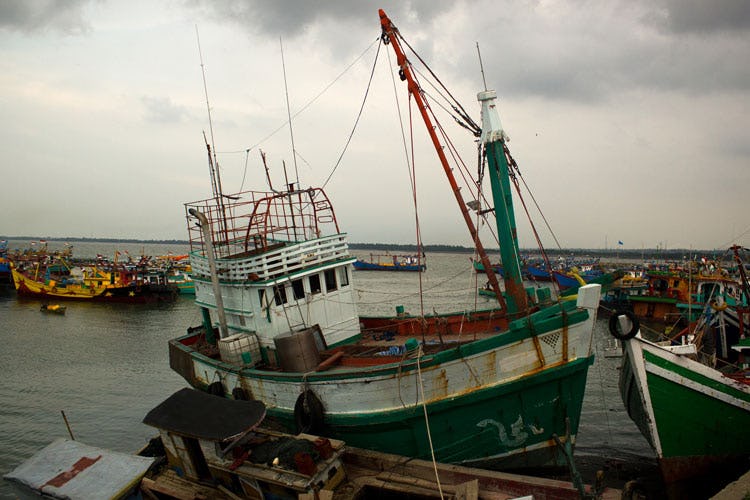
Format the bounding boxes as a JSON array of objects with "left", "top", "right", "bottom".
[{"left": 379, "top": 10, "right": 507, "bottom": 314}]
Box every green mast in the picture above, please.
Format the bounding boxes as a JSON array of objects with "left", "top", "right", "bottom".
[{"left": 479, "top": 90, "right": 528, "bottom": 315}]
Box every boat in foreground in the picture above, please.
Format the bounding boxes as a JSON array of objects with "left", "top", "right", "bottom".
[
  {"left": 4, "top": 388, "right": 622, "bottom": 499},
  {"left": 611, "top": 312, "right": 750, "bottom": 497},
  {"left": 169, "top": 9, "right": 602, "bottom": 472}
]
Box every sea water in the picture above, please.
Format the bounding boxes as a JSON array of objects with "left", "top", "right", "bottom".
[{"left": 0, "top": 243, "right": 659, "bottom": 498}]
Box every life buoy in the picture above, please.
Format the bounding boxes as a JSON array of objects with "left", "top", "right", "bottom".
[
  {"left": 207, "top": 381, "right": 225, "bottom": 397},
  {"left": 608, "top": 310, "right": 639, "bottom": 340},
  {"left": 294, "top": 390, "right": 325, "bottom": 434},
  {"left": 710, "top": 300, "right": 728, "bottom": 312}
]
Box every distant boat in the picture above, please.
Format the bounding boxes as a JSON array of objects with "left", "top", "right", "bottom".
[
  {"left": 40, "top": 303, "right": 66, "bottom": 315},
  {"left": 11, "top": 256, "right": 178, "bottom": 304},
  {"left": 353, "top": 253, "right": 425, "bottom": 272},
  {"left": 166, "top": 268, "right": 195, "bottom": 295},
  {"left": 0, "top": 240, "right": 10, "bottom": 284}
]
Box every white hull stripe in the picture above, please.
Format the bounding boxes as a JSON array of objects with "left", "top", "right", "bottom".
[{"left": 645, "top": 361, "right": 750, "bottom": 412}]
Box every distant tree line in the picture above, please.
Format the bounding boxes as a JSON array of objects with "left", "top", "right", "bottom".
[{"left": 2, "top": 236, "right": 718, "bottom": 261}]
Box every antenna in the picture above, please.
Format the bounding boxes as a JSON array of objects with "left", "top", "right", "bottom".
[
  {"left": 476, "top": 42, "right": 488, "bottom": 91},
  {"left": 280, "top": 37, "right": 300, "bottom": 189},
  {"left": 196, "top": 26, "right": 230, "bottom": 245},
  {"left": 196, "top": 26, "right": 223, "bottom": 198}
]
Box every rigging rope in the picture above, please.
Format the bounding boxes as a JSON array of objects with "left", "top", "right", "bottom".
[
  {"left": 321, "top": 37, "right": 383, "bottom": 189},
  {"left": 399, "top": 35, "right": 480, "bottom": 135},
  {"left": 385, "top": 43, "right": 427, "bottom": 322},
  {"left": 219, "top": 37, "right": 381, "bottom": 156},
  {"left": 416, "top": 345, "right": 445, "bottom": 500}
]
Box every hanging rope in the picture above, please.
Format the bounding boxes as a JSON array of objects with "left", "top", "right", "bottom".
[
  {"left": 385, "top": 44, "right": 427, "bottom": 323},
  {"left": 321, "top": 37, "right": 383, "bottom": 189},
  {"left": 416, "top": 345, "right": 445, "bottom": 499}
]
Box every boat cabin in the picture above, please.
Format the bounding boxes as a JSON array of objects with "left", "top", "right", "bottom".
[
  {"left": 185, "top": 188, "right": 362, "bottom": 366},
  {"left": 141, "top": 388, "right": 346, "bottom": 499}
]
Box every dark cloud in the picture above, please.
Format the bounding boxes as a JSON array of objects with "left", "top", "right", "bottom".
[
  {"left": 458, "top": 0, "right": 750, "bottom": 104},
  {"left": 141, "top": 96, "right": 190, "bottom": 124},
  {"left": 0, "top": 0, "right": 91, "bottom": 34},
  {"left": 660, "top": 0, "right": 750, "bottom": 34},
  {"left": 185, "top": 0, "right": 455, "bottom": 38}
]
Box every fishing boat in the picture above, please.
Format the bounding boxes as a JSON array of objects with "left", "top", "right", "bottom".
[
  {"left": 40, "top": 304, "right": 66, "bottom": 315},
  {"left": 169, "top": 10, "right": 602, "bottom": 472},
  {"left": 4, "top": 388, "right": 622, "bottom": 499},
  {"left": 0, "top": 240, "right": 10, "bottom": 284},
  {"left": 610, "top": 256, "right": 750, "bottom": 498},
  {"left": 166, "top": 268, "right": 195, "bottom": 294},
  {"left": 473, "top": 259, "right": 504, "bottom": 276},
  {"left": 353, "top": 252, "right": 425, "bottom": 272},
  {"left": 11, "top": 257, "right": 179, "bottom": 304}
]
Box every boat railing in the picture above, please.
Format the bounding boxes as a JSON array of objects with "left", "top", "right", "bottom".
[
  {"left": 190, "top": 233, "right": 352, "bottom": 282},
  {"left": 185, "top": 188, "right": 340, "bottom": 259}
]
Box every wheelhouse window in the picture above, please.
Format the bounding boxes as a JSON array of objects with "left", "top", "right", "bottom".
[
  {"left": 309, "top": 274, "right": 322, "bottom": 294},
  {"left": 273, "top": 284, "right": 288, "bottom": 305},
  {"left": 339, "top": 267, "right": 349, "bottom": 287},
  {"left": 324, "top": 269, "right": 337, "bottom": 292},
  {"left": 291, "top": 278, "right": 305, "bottom": 300}
]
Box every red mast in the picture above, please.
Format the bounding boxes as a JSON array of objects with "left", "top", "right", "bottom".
[{"left": 379, "top": 9, "right": 509, "bottom": 313}]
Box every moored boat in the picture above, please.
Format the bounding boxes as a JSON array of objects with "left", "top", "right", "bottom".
[
  {"left": 611, "top": 297, "right": 750, "bottom": 497},
  {"left": 11, "top": 257, "right": 178, "bottom": 304},
  {"left": 4, "top": 388, "right": 622, "bottom": 500},
  {"left": 169, "top": 9, "right": 602, "bottom": 472},
  {"left": 353, "top": 252, "right": 425, "bottom": 272},
  {"left": 0, "top": 240, "right": 10, "bottom": 284},
  {"left": 40, "top": 303, "right": 66, "bottom": 314}
]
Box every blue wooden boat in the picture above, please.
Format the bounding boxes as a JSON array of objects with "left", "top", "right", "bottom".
[
  {"left": 472, "top": 259, "right": 503, "bottom": 276},
  {"left": 353, "top": 253, "right": 425, "bottom": 272}
]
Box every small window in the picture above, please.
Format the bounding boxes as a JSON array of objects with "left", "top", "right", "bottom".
[
  {"left": 309, "top": 274, "right": 321, "bottom": 294},
  {"left": 324, "top": 269, "right": 337, "bottom": 292},
  {"left": 273, "top": 284, "right": 288, "bottom": 305},
  {"left": 338, "top": 267, "right": 349, "bottom": 287},
  {"left": 258, "top": 289, "right": 266, "bottom": 307},
  {"left": 291, "top": 279, "right": 305, "bottom": 300}
]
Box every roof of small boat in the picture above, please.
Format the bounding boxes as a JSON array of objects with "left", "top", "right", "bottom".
[
  {"left": 142, "top": 387, "right": 266, "bottom": 441},
  {"left": 4, "top": 438, "right": 154, "bottom": 499}
]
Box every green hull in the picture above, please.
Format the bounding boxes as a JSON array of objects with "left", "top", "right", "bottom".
[
  {"left": 619, "top": 335, "right": 750, "bottom": 487},
  {"left": 260, "top": 357, "right": 592, "bottom": 469}
]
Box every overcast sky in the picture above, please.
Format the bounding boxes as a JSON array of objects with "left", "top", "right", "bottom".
[{"left": 1, "top": 0, "right": 748, "bottom": 251}]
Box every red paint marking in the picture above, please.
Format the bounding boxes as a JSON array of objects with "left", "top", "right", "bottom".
[{"left": 43, "top": 455, "right": 102, "bottom": 488}]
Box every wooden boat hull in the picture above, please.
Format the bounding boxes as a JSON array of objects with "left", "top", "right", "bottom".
[
  {"left": 353, "top": 260, "right": 425, "bottom": 272},
  {"left": 12, "top": 268, "right": 178, "bottom": 303},
  {"left": 170, "top": 287, "right": 601, "bottom": 471},
  {"left": 618, "top": 334, "right": 750, "bottom": 492}
]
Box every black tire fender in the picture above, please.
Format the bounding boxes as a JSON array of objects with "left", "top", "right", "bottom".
[
  {"left": 294, "top": 389, "right": 325, "bottom": 434},
  {"left": 232, "top": 387, "right": 249, "bottom": 400},
  {"left": 608, "top": 310, "right": 639, "bottom": 340},
  {"left": 207, "top": 380, "right": 225, "bottom": 397}
]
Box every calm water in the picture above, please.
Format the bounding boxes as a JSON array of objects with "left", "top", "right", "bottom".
[{"left": 0, "top": 244, "right": 659, "bottom": 498}]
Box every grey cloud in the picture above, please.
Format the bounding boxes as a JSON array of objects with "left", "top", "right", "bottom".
[
  {"left": 660, "top": 0, "right": 750, "bottom": 34},
  {"left": 141, "top": 96, "right": 190, "bottom": 124},
  {"left": 456, "top": 0, "right": 750, "bottom": 104},
  {"left": 0, "top": 0, "right": 92, "bottom": 34},
  {"left": 184, "top": 0, "right": 455, "bottom": 38}
]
